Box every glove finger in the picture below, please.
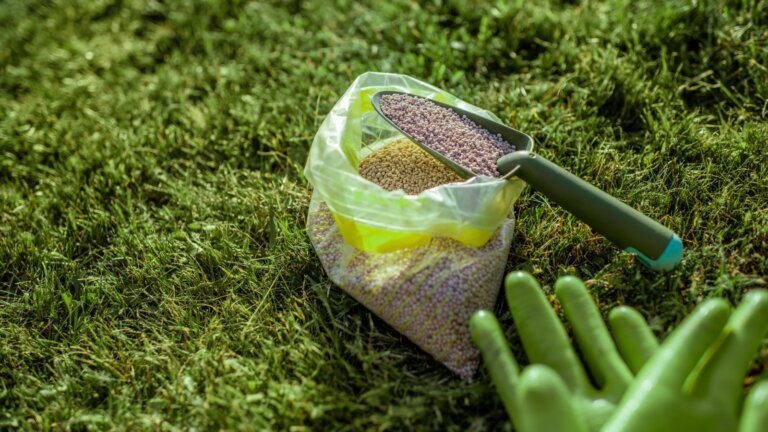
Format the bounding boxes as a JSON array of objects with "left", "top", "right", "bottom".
[
  {"left": 555, "top": 276, "right": 632, "bottom": 395},
  {"left": 505, "top": 271, "right": 591, "bottom": 394},
  {"left": 470, "top": 310, "right": 521, "bottom": 424},
  {"left": 609, "top": 306, "right": 659, "bottom": 374},
  {"left": 638, "top": 298, "right": 730, "bottom": 389},
  {"left": 690, "top": 290, "right": 768, "bottom": 405},
  {"left": 517, "top": 365, "right": 588, "bottom": 432},
  {"left": 739, "top": 380, "right": 768, "bottom": 432}
]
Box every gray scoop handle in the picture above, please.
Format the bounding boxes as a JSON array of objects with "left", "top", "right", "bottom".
[{"left": 498, "top": 151, "right": 682, "bottom": 271}]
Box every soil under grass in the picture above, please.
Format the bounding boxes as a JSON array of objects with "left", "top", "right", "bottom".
[{"left": 1, "top": 0, "right": 767, "bottom": 430}]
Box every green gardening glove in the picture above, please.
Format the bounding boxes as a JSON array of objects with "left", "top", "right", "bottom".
[
  {"left": 741, "top": 379, "right": 768, "bottom": 432},
  {"left": 470, "top": 272, "right": 659, "bottom": 432},
  {"left": 603, "top": 289, "right": 768, "bottom": 432},
  {"left": 471, "top": 271, "right": 768, "bottom": 432}
]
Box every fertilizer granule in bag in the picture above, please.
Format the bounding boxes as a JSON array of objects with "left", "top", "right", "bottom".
[{"left": 308, "top": 138, "right": 514, "bottom": 379}]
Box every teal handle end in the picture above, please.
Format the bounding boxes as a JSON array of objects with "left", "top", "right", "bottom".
[{"left": 626, "top": 234, "right": 683, "bottom": 271}]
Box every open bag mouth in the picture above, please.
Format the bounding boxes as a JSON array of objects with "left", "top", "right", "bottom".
[{"left": 304, "top": 72, "right": 526, "bottom": 254}]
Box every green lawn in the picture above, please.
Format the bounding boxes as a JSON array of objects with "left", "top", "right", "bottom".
[{"left": 1, "top": 0, "right": 767, "bottom": 430}]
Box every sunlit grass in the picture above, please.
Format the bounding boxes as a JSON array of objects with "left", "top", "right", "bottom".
[{"left": 1, "top": 0, "right": 766, "bottom": 429}]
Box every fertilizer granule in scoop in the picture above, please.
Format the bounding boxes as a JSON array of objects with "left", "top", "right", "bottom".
[{"left": 379, "top": 94, "right": 515, "bottom": 177}]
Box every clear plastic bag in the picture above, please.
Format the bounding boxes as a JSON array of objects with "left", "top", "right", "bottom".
[
  {"left": 305, "top": 73, "right": 522, "bottom": 379},
  {"left": 304, "top": 72, "right": 525, "bottom": 253}
]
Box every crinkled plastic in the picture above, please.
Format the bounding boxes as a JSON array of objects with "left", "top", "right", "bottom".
[{"left": 304, "top": 72, "right": 525, "bottom": 253}]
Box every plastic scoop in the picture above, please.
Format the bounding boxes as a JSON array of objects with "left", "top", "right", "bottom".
[{"left": 371, "top": 91, "right": 682, "bottom": 271}]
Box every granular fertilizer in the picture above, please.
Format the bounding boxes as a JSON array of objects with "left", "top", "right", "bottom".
[
  {"left": 358, "top": 138, "right": 462, "bottom": 194},
  {"left": 307, "top": 138, "right": 513, "bottom": 379},
  {"left": 380, "top": 94, "right": 515, "bottom": 177}
]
